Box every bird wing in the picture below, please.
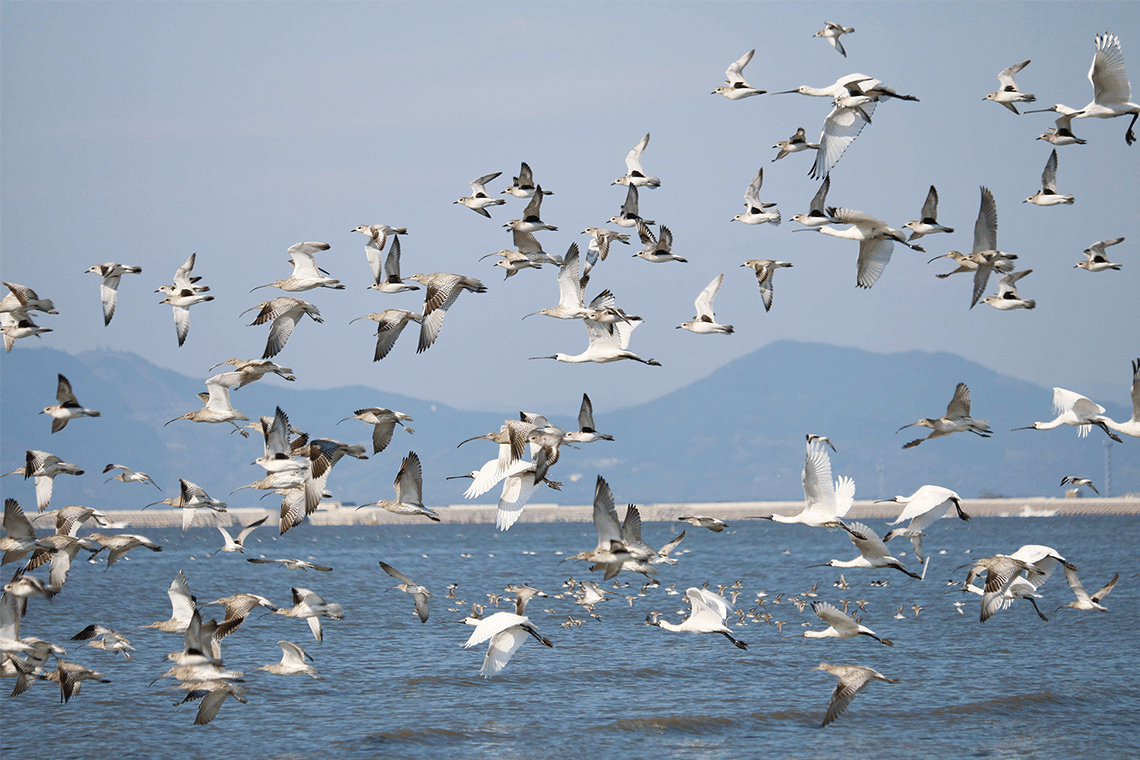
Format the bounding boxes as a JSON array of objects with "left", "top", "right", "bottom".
[
  {"left": 821, "top": 669, "right": 873, "bottom": 727},
  {"left": 3, "top": 498, "right": 35, "bottom": 540},
  {"left": 725, "top": 49, "right": 753, "bottom": 85},
  {"left": 810, "top": 102, "right": 875, "bottom": 180},
  {"left": 809, "top": 175, "right": 831, "bottom": 214},
  {"left": 286, "top": 245, "right": 324, "bottom": 279},
  {"left": 946, "top": 382, "right": 972, "bottom": 418},
  {"left": 919, "top": 185, "right": 940, "bottom": 221},
  {"left": 496, "top": 471, "right": 542, "bottom": 531},
  {"left": 98, "top": 278, "right": 121, "bottom": 325},
  {"left": 555, "top": 244, "right": 584, "bottom": 309},
  {"left": 972, "top": 187, "right": 998, "bottom": 254},
  {"left": 625, "top": 133, "right": 650, "bottom": 174},
  {"left": 392, "top": 451, "right": 424, "bottom": 506},
  {"left": 1062, "top": 564, "right": 1093, "bottom": 605},
  {"left": 203, "top": 376, "right": 237, "bottom": 413},
  {"left": 470, "top": 172, "right": 501, "bottom": 194},
  {"left": 418, "top": 276, "right": 463, "bottom": 352},
  {"left": 841, "top": 521, "right": 892, "bottom": 560},
  {"left": 1089, "top": 33, "right": 1132, "bottom": 106},
  {"left": 172, "top": 253, "right": 197, "bottom": 289},
  {"left": 236, "top": 516, "right": 268, "bottom": 543},
  {"left": 383, "top": 236, "right": 405, "bottom": 281},
  {"left": 801, "top": 440, "right": 838, "bottom": 519},
  {"left": 56, "top": 374, "right": 78, "bottom": 406},
  {"left": 592, "top": 476, "right": 623, "bottom": 548},
  {"left": 832, "top": 475, "right": 856, "bottom": 517},
  {"left": 996, "top": 269, "right": 1030, "bottom": 297},
  {"left": 1041, "top": 150, "right": 1059, "bottom": 193},
  {"left": 754, "top": 262, "right": 777, "bottom": 312},
  {"left": 521, "top": 186, "right": 544, "bottom": 221},
  {"left": 577, "top": 393, "right": 596, "bottom": 432},
  {"left": 742, "top": 168, "right": 764, "bottom": 208},
  {"left": 1091, "top": 573, "right": 1119, "bottom": 603},
  {"left": 263, "top": 407, "right": 293, "bottom": 458},
  {"left": 464, "top": 612, "right": 527, "bottom": 647},
  {"left": 168, "top": 570, "right": 196, "bottom": 623},
  {"left": 997, "top": 59, "right": 1030, "bottom": 89},
  {"left": 812, "top": 601, "right": 851, "bottom": 628},
  {"left": 855, "top": 237, "right": 895, "bottom": 289},
  {"left": 693, "top": 274, "right": 723, "bottom": 319}
]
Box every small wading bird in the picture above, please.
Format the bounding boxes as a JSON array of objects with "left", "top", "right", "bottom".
[
  {"left": 903, "top": 186, "right": 954, "bottom": 241},
  {"left": 982, "top": 270, "right": 1036, "bottom": 310},
  {"left": 85, "top": 262, "right": 142, "bottom": 325},
  {"left": 1075, "top": 237, "right": 1124, "bottom": 271},
  {"left": 732, "top": 168, "right": 780, "bottom": 225},
  {"left": 378, "top": 561, "right": 432, "bottom": 622},
  {"left": 1058, "top": 568, "right": 1118, "bottom": 612},
  {"left": 647, "top": 587, "right": 748, "bottom": 649},
  {"left": 455, "top": 172, "right": 505, "bottom": 217},
  {"left": 677, "top": 515, "right": 728, "bottom": 532},
  {"left": 337, "top": 407, "right": 414, "bottom": 454},
  {"left": 1060, "top": 476, "right": 1099, "bottom": 494},
  {"left": 677, "top": 273, "right": 733, "bottom": 334},
  {"left": 897, "top": 382, "right": 991, "bottom": 449},
  {"left": 501, "top": 161, "right": 553, "bottom": 198},
  {"left": 103, "top": 463, "right": 161, "bottom": 490},
  {"left": 814, "top": 21, "right": 854, "bottom": 57},
  {"left": 356, "top": 451, "right": 440, "bottom": 522},
  {"left": 813, "top": 663, "right": 898, "bottom": 728},
  {"left": 772, "top": 127, "right": 819, "bottom": 161},
  {"left": 1030, "top": 104, "right": 1087, "bottom": 145},
  {"left": 613, "top": 133, "right": 660, "bottom": 188},
  {"left": 407, "top": 272, "right": 487, "bottom": 353},
  {"left": 1024, "top": 149, "right": 1074, "bottom": 205},
  {"left": 350, "top": 309, "right": 423, "bottom": 361},
  {"left": 41, "top": 374, "right": 100, "bottom": 433},
  {"left": 928, "top": 186, "right": 1017, "bottom": 309},
  {"left": 984, "top": 60, "right": 1035, "bottom": 114},
  {"left": 712, "top": 49, "right": 765, "bottom": 99},
  {"left": 741, "top": 259, "right": 792, "bottom": 312}
]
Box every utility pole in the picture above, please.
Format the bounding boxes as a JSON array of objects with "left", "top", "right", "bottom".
[{"left": 1104, "top": 439, "right": 1113, "bottom": 497}]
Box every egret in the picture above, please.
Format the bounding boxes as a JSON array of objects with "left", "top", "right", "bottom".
[{"left": 647, "top": 587, "right": 748, "bottom": 649}]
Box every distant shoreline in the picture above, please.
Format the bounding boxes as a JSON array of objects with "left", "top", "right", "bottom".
[{"left": 59, "top": 497, "right": 1140, "bottom": 530}]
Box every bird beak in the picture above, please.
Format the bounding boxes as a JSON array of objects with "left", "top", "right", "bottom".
[
  {"left": 769, "top": 89, "right": 799, "bottom": 95},
  {"left": 529, "top": 356, "right": 557, "bottom": 360}
]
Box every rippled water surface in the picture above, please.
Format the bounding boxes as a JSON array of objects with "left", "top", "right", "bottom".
[{"left": 4, "top": 514, "right": 1139, "bottom": 759}]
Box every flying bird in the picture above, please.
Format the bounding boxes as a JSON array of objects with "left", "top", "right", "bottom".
[
  {"left": 903, "top": 186, "right": 954, "bottom": 241},
  {"left": 984, "top": 60, "right": 1035, "bottom": 114},
  {"left": 712, "top": 49, "right": 765, "bottom": 99},
  {"left": 898, "top": 382, "right": 991, "bottom": 449},
  {"left": 85, "top": 263, "right": 142, "bottom": 325},
  {"left": 814, "top": 21, "right": 854, "bottom": 57},
  {"left": 772, "top": 127, "right": 820, "bottom": 161},
  {"left": 741, "top": 260, "right": 792, "bottom": 312},
  {"left": 981, "top": 269, "right": 1036, "bottom": 311},
  {"left": 455, "top": 172, "right": 506, "bottom": 217},
  {"left": 1024, "top": 149, "right": 1074, "bottom": 205},
  {"left": 613, "top": 133, "right": 660, "bottom": 188},
  {"left": 379, "top": 560, "right": 432, "bottom": 622},
  {"left": 813, "top": 663, "right": 897, "bottom": 727},
  {"left": 677, "top": 273, "right": 733, "bottom": 334},
  {"left": 1075, "top": 237, "right": 1124, "bottom": 271},
  {"left": 41, "top": 374, "right": 100, "bottom": 433},
  {"left": 732, "top": 168, "right": 781, "bottom": 225}
]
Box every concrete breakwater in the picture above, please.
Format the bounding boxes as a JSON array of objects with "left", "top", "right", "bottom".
[{"left": 78, "top": 496, "right": 1140, "bottom": 530}]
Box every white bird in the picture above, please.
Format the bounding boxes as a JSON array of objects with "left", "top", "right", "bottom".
[
  {"left": 164, "top": 374, "right": 250, "bottom": 435},
  {"left": 271, "top": 587, "right": 343, "bottom": 643},
  {"left": 501, "top": 161, "right": 553, "bottom": 198},
  {"left": 504, "top": 185, "right": 556, "bottom": 233},
  {"left": 143, "top": 479, "right": 227, "bottom": 532},
  {"left": 981, "top": 269, "right": 1036, "bottom": 311},
  {"left": 712, "top": 49, "right": 765, "bottom": 99},
  {"left": 253, "top": 640, "right": 321, "bottom": 678},
  {"left": 85, "top": 263, "right": 142, "bottom": 325},
  {"left": 1076, "top": 237, "right": 1124, "bottom": 271},
  {"left": 357, "top": 451, "right": 440, "bottom": 522},
  {"left": 337, "top": 407, "right": 413, "bottom": 454},
  {"left": 363, "top": 234, "right": 417, "bottom": 294},
  {"left": 634, "top": 222, "right": 685, "bottom": 263},
  {"left": 878, "top": 485, "right": 969, "bottom": 562},
  {"left": 741, "top": 260, "right": 792, "bottom": 312},
  {"left": 407, "top": 272, "right": 487, "bottom": 353},
  {"left": 158, "top": 287, "right": 213, "bottom": 347},
  {"left": 581, "top": 227, "right": 630, "bottom": 275},
  {"left": 772, "top": 127, "right": 820, "bottom": 161},
  {"left": 814, "top": 21, "right": 854, "bottom": 57},
  {"left": 609, "top": 184, "right": 654, "bottom": 229},
  {"left": 814, "top": 521, "right": 922, "bottom": 579},
  {"left": 1059, "top": 568, "right": 1118, "bottom": 612},
  {"left": 253, "top": 407, "right": 309, "bottom": 476},
  {"left": 1013, "top": 387, "right": 1122, "bottom": 442},
  {"left": 7, "top": 450, "right": 84, "bottom": 513},
  {"left": 41, "top": 374, "right": 100, "bottom": 433},
  {"left": 1072, "top": 32, "right": 1140, "bottom": 145},
  {"left": 242, "top": 296, "right": 323, "bottom": 359},
  {"left": 903, "top": 185, "right": 954, "bottom": 241},
  {"left": 1030, "top": 104, "right": 1088, "bottom": 145},
  {"left": 136, "top": 570, "right": 196, "bottom": 633},
  {"left": 378, "top": 560, "right": 432, "bottom": 622},
  {"left": 677, "top": 273, "right": 733, "bottom": 334},
  {"left": 455, "top": 172, "right": 505, "bottom": 217},
  {"left": 754, "top": 439, "right": 853, "bottom": 526},
  {"left": 805, "top": 207, "right": 923, "bottom": 289},
  {"left": 103, "top": 463, "right": 162, "bottom": 490},
  {"left": 648, "top": 587, "right": 748, "bottom": 649},
  {"left": 813, "top": 663, "right": 897, "bottom": 728},
  {"left": 1095, "top": 358, "right": 1140, "bottom": 439},
  {"left": 462, "top": 611, "right": 553, "bottom": 678},
  {"left": 349, "top": 309, "right": 423, "bottom": 361},
  {"left": 563, "top": 393, "right": 614, "bottom": 444},
  {"left": 522, "top": 243, "right": 592, "bottom": 320},
  {"left": 246, "top": 557, "right": 332, "bottom": 572},
  {"left": 212, "top": 516, "right": 268, "bottom": 554},
  {"left": 253, "top": 242, "right": 343, "bottom": 292},
  {"left": 984, "top": 60, "right": 1035, "bottom": 114},
  {"left": 732, "top": 168, "right": 780, "bottom": 225},
  {"left": 1, "top": 311, "right": 53, "bottom": 352},
  {"left": 155, "top": 252, "right": 208, "bottom": 297},
  {"left": 530, "top": 315, "right": 661, "bottom": 366},
  {"left": 791, "top": 176, "right": 839, "bottom": 228},
  {"left": 897, "top": 382, "right": 992, "bottom": 449},
  {"left": 613, "top": 133, "right": 660, "bottom": 188},
  {"left": 1, "top": 281, "right": 58, "bottom": 317},
  {"left": 1059, "top": 476, "right": 1099, "bottom": 494},
  {"left": 1024, "top": 149, "right": 1074, "bottom": 205},
  {"left": 804, "top": 601, "right": 893, "bottom": 646}
]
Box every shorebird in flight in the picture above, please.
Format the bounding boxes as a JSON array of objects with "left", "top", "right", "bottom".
[
  {"left": 648, "top": 587, "right": 748, "bottom": 649},
  {"left": 501, "top": 161, "right": 553, "bottom": 198},
  {"left": 350, "top": 309, "right": 423, "bottom": 361},
  {"left": 613, "top": 133, "right": 660, "bottom": 188},
  {"left": 41, "top": 374, "right": 100, "bottom": 433},
  {"left": 741, "top": 259, "right": 792, "bottom": 312},
  {"left": 712, "top": 49, "right": 765, "bottom": 99},
  {"left": 103, "top": 463, "right": 162, "bottom": 490},
  {"left": 1075, "top": 237, "right": 1124, "bottom": 271},
  {"left": 813, "top": 663, "right": 897, "bottom": 727},
  {"left": 357, "top": 451, "right": 440, "bottom": 522},
  {"left": 677, "top": 273, "right": 733, "bottom": 334},
  {"left": 984, "top": 60, "right": 1035, "bottom": 114},
  {"left": 242, "top": 296, "right": 323, "bottom": 359},
  {"left": 455, "top": 172, "right": 506, "bottom": 217},
  {"left": 898, "top": 382, "right": 992, "bottom": 449},
  {"left": 731, "top": 168, "right": 780, "bottom": 225},
  {"left": 379, "top": 560, "right": 432, "bottom": 622},
  {"left": 772, "top": 127, "right": 819, "bottom": 161},
  {"left": 337, "top": 407, "right": 413, "bottom": 454},
  {"left": 1024, "top": 149, "right": 1074, "bottom": 205},
  {"left": 814, "top": 21, "right": 854, "bottom": 57},
  {"left": 85, "top": 262, "right": 142, "bottom": 325},
  {"left": 903, "top": 185, "right": 954, "bottom": 241},
  {"left": 407, "top": 272, "right": 487, "bottom": 353}
]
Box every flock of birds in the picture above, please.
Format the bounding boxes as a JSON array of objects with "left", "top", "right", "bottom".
[{"left": 2, "top": 22, "right": 1138, "bottom": 731}]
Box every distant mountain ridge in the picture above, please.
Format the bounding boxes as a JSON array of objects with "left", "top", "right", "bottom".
[{"left": 1, "top": 342, "right": 1135, "bottom": 512}]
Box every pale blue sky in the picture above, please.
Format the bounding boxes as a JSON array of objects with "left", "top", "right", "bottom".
[{"left": 2, "top": 2, "right": 1137, "bottom": 416}]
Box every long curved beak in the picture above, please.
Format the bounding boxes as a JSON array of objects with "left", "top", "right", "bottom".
[
  {"left": 927, "top": 253, "right": 952, "bottom": 264},
  {"left": 896, "top": 423, "right": 917, "bottom": 433}
]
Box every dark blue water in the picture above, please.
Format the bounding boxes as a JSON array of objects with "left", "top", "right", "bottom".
[{"left": 4, "top": 514, "right": 1138, "bottom": 759}]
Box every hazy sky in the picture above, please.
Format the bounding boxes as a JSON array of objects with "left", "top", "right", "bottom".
[{"left": 2, "top": 2, "right": 1137, "bottom": 418}]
